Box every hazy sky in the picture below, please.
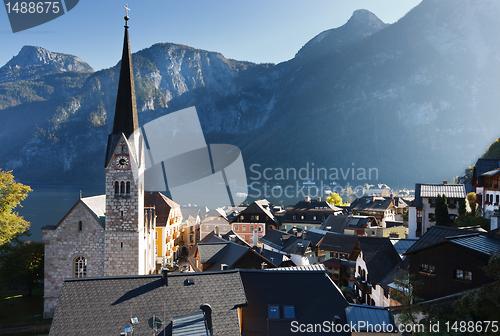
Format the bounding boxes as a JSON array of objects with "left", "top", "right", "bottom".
[{"left": 0, "top": 0, "right": 422, "bottom": 71}]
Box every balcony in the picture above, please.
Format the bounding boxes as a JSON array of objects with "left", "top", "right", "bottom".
[{"left": 355, "top": 277, "right": 372, "bottom": 294}]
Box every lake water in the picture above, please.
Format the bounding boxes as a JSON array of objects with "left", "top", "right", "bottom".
[
  {"left": 17, "top": 184, "right": 105, "bottom": 242},
  {"left": 16, "top": 183, "right": 335, "bottom": 242}
]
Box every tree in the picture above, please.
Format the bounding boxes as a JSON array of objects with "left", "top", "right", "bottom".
[
  {"left": 390, "top": 272, "right": 423, "bottom": 327},
  {"left": 467, "top": 192, "right": 477, "bottom": 216},
  {"left": 326, "top": 192, "right": 346, "bottom": 206},
  {"left": 458, "top": 198, "right": 467, "bottom": 216},
  {"left": 0, "top": 240, "right": 44, "bottom": 296},
  {"left": 435, "top": 194, "right": 449, "bottom": 226},
  {"left": 0, "top": 170, "right": 31, "bottom": 246}
]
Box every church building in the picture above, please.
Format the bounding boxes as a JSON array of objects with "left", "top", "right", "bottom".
[{"left": 42, "top": 15, "right": 159, "bottom": 318}]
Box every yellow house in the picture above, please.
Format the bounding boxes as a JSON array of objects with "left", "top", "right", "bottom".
[{"left": 145, "top": 192, "right": 182, "bottom": 269}]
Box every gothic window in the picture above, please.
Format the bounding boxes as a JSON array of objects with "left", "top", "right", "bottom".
[
  {"left": 78, "top": 221, "right": 83, "bottom": 231},
  {"left": 126, "top": 181, "right": 131, "bottom": 195},
  {"left": 74, "top": 256, "right": 87, "bottom": 278},
  {"left": 114, "top": 181, "right": 119, "bottom": 195},
  {"left": 120, "top": 181, "right": 125, "bottom": 195}
]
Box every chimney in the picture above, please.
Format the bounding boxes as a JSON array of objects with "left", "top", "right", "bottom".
[
  {"left": 443, "top": 180, "right": 448, "bottom": 185},
  {"left": 215, "top": 225, "right": 220, "bottom": 236},
  {"left": 200, "top": 304, "right": 213, "bottom": 332},
  {"left": 261, "top": 262, "right": 267, "bottom": 269},
  {"left": 229, "top": 235, "right": 237, "bottom": 243},
  {"left": 371, "top": 195, "right": 375, "bottom": 203},
  {"left": 305, "top": 196, "right": 311, "bottom": 202},
  {"left": 317, "top": 197, "right": 321, "bottom": 202},
  {"left": 302, "top": 231, "right": 306, "bottom": 240},
  {"left": 253, "top": 229, "right": 258, "bottom": 247},
  {"left": 221, "top": 264, "right": 228, "bottom": 270},
  {"left": 162, "top": 268, "right": 168, "bottom": 286}
]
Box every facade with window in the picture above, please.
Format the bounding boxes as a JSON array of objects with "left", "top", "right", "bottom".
[
  {"left": 145, "top": 192, "right": 181, "bottom": 268},
  {"left": 42, "top": 195, "right": 106, "bottom": 318},
  {"left": 471, "top": 159, "right": 500, "bottom": 219},
  {"left": 407, "top": 233, "right": 499, "bottom": 301},
  {"left": 408, "top": 183, "right": 467, "bottom": 238},
  {"left": 230, "top": 199, "right": 279, "bottom": 233},
  {"left": 231, "top": 222, "right": 266, "bottom": 246}
]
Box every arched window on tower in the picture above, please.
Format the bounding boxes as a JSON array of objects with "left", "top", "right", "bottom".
[
  {"left": 120, "top": 181, "right": 125, "bottom": 195},
  {"left": 126, "top": 181, "right": 131, "bottom": 195},
  {"left": 74, "top": 256, "right": 87, "bottom": 278},
  {"left": 114, "top": 181, "right": 119, "bottom": 195}
]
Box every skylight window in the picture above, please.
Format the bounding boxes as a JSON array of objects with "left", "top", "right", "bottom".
[
  {"left": 268, "top": 306, "right": 280, "bottom": 319},
  {"left": 283, "top": 306, "right": 295, "bottom": 319}
]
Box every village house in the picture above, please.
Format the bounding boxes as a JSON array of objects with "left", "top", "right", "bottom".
[
  {"left": 260, "top": 229, "right": 317, "bottom": 266},
  {"left": 350, "top": 196, "right": 398, "bottom": 227},
  {"left": 280, "top": 196, "right": 345, "bottom": 232},
  {"left": 408, "top": 182, "right": 467, "bottom": 238},
  {"left": 179, "top": 208, "right": 202, "bottom": 250},
  {"left": 230, "top": 199, "right": 279, "bottom": 237},
  {"left": 472, "top": 158, "right": 500, "bottom": 218},
  {"left": 199, "top": 208, "right": 231, "bottom": 240},
  {"left": 405, "top": 227, "right": 499, "bottom": 301},
  {"left": 144, "top": 192, "right": 182, "bottom": 269},
  {"left": 354, "top": 237, "right": 402, "bottom": 307}
]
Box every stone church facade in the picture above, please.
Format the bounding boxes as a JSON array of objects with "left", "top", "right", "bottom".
[{"left": 42, "top": 19, "right": 156, "bottom": 318}]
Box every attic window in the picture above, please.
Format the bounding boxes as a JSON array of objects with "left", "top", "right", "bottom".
[{"left": 268, "top": 305, "right": 280, "bottom": 319}]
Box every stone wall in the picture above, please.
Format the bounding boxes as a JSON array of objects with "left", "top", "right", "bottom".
[{"left": 42, "top": 201, "right": 105, "bottom": 318}]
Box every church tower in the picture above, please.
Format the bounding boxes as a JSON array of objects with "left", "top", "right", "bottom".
[{"left": 103, "top": 13, "right": 153, "bottom": 276}]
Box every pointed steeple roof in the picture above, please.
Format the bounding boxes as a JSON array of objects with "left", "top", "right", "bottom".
[
  {"left": 105, "top": 18, "right": 139, "bottom": 167},
  {"left": 112, "top": 24, "right": 138, "bottom": 137}
]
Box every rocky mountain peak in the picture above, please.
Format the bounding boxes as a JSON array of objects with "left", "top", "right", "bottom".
[
  {"left": 295, "top": 9, "right": 387, "bottom": 60},
  {"left": 0, "top": 45, "right": 94, "bottom": 83}
]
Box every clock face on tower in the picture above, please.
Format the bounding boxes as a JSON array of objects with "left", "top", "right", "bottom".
[{"left": 115, "top": 155, "right": 130, "bottom": 170}]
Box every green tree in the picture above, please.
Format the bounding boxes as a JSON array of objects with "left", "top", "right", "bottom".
[
  {"left": 0, "top": 240, "right": 44, "bottom": 296},
  {"left": 435, "top": 194, "right": 449, "bottom": 226},
  {"left": 458, "top": 198, "right": 467, "bottom": 216},
  {"left": 390, "top": 273, "right": 423, "bottom": 327},
  {"left": 0, "top": 170, "right": 31, "bottom": 246},
  {"left": 326, "top": 192, "right": 346, "bottom": 206}
]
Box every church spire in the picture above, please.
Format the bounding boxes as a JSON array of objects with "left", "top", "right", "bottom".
[
  {"left": 105, "top": 8, "right": 139, "bottom": 168},
  {"left": 112, "top": 9, "right": 138, "bottom": 138}
]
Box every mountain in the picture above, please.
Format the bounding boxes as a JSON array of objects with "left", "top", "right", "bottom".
[
  {"left": 1, "top": 0, "right": 500, "bottom": 193},
  {"left": 0, "top": 46, "right": 94, "bottom": 84}
]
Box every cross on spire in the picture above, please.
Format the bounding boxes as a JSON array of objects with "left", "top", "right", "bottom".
[{"left": 124, "top": 4, "right": 130, "bottom": 26}]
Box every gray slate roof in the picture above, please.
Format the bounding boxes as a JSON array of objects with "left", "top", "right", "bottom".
[
  {"left": 446, "top": 234, "right": 500, "bottom": 255},
  {"left": 50, "top": 271, "right": 247, "bottom": 336},
  {"left": 358, "top": 237, "right": 401, "bottom": 284},
  {"left": 319, "top": 232, "right": 359, "bottom": 255},
  {"left": 260, "top": 229, "right": 314, "bottom": 255},
  {"left": 345, "top": 304, "right": 397, "bottom": 332},
  {"left": 390, "top": 238, "right": 418, "bottom": 259},
  {"left": 239, "top": 268, "right": 349, "bottom": 335},
  {"left": 404, "top": 226, "right": 482, "bottom": 255}
]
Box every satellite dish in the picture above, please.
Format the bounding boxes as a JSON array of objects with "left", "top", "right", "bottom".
[{"left": 148, "top": 316, "right": 162, "bottom": 330}]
